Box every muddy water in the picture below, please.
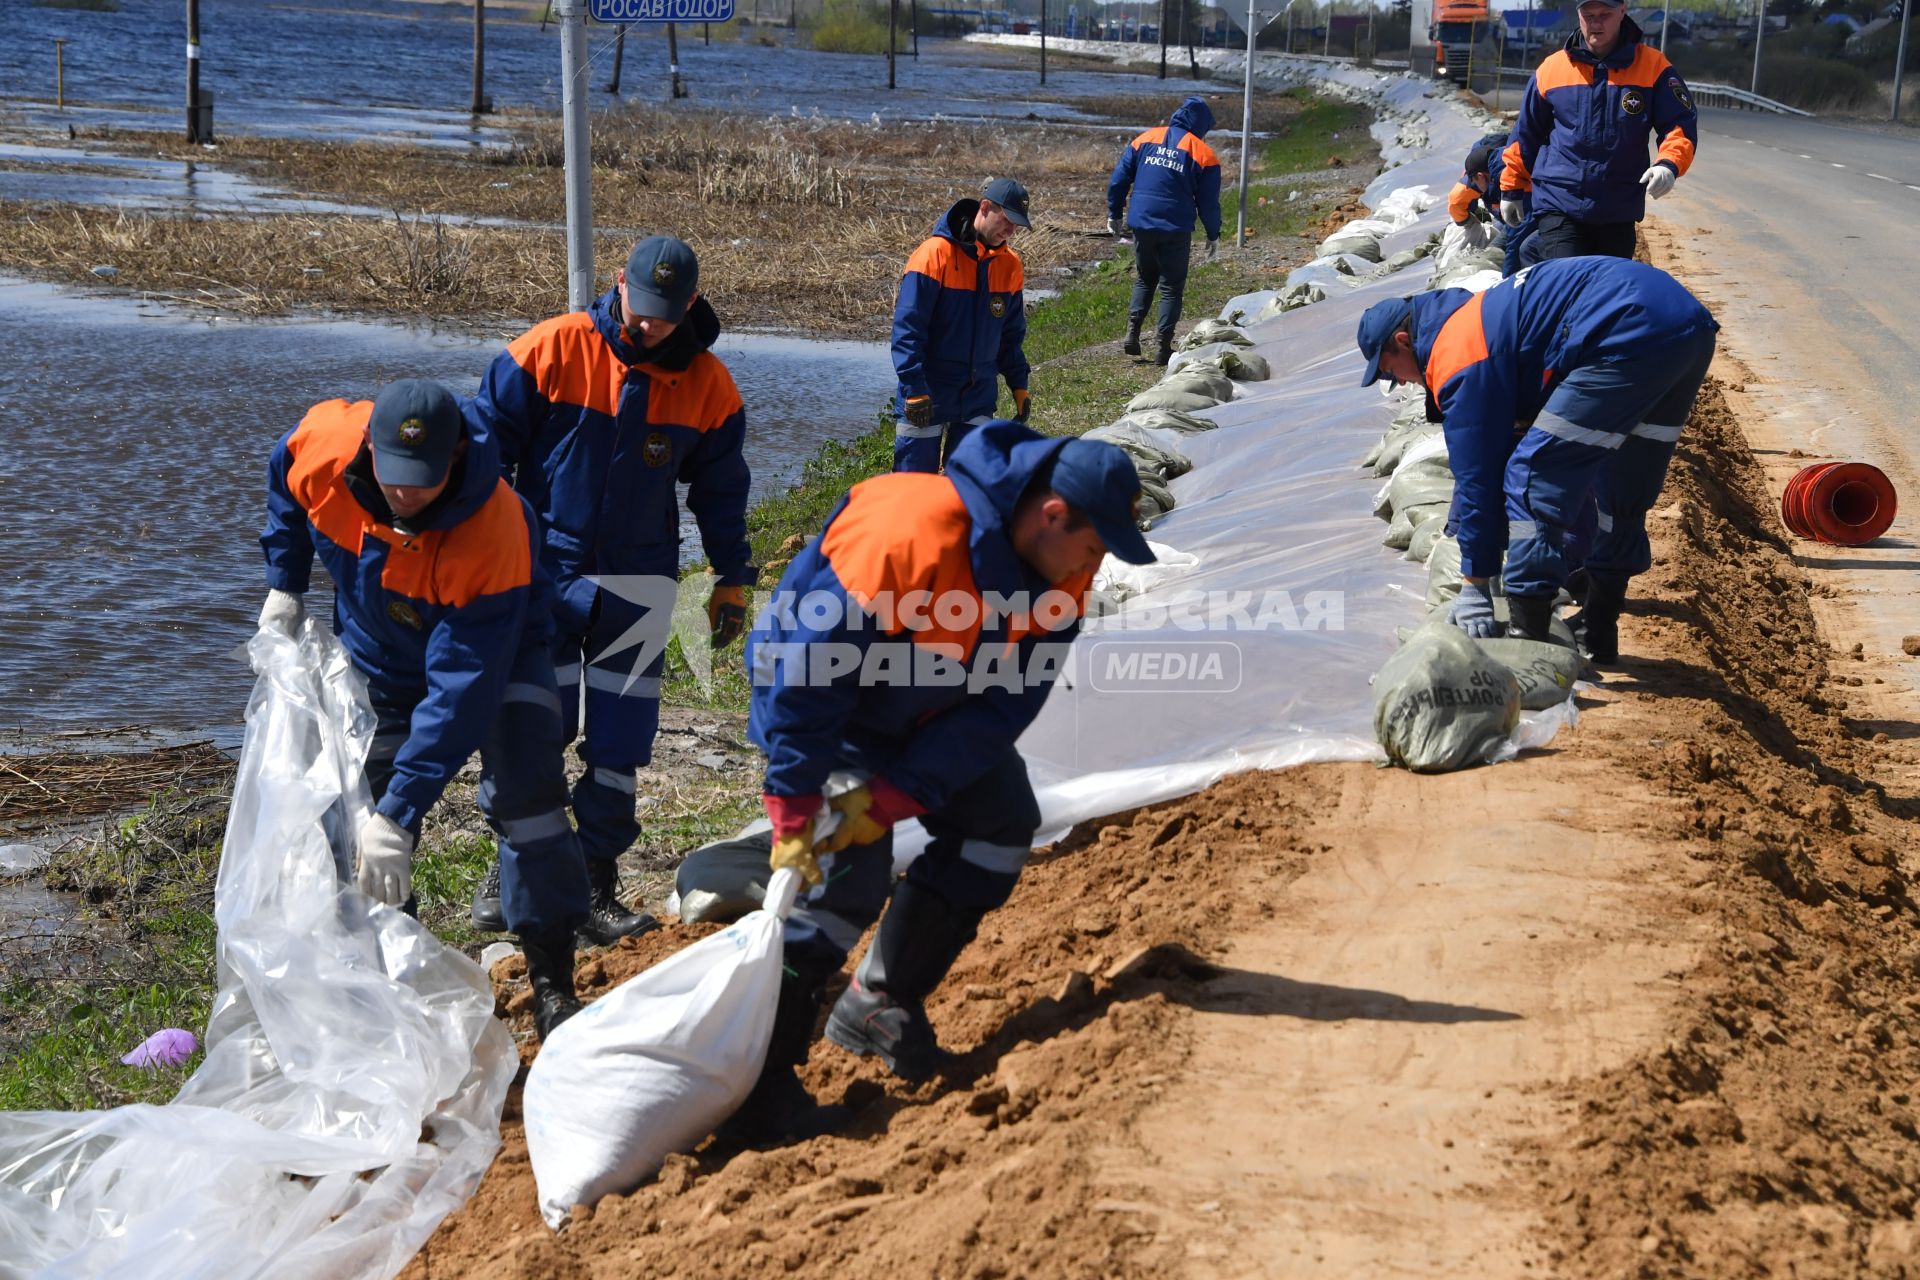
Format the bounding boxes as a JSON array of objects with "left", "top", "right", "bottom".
[
  {"left": 0, "top": 0, "right": 1207, "bottom": 137},
  {"left": 0, "top": 275, "right": 892, "bottom": 737}
]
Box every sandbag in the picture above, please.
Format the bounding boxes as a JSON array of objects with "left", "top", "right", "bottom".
[
  {"left": 1177, "top": 319, "right": 1252, "bottom": 350},
  {"left": 1384, "top": 501, "right": 1447, "bottom": 551},
  {"left": 1319, "top": 233, "right": 1384, "bottom": 262},
  {"left": 525, "top": 870, "right": 804, "bottom": 1228},
  {"left": 672, "top": 832, "right": 771, "bottom": 924},
  {"left": 1425, "top": 534, "right": 1463, "bottom": 609},
  {"left": 1406, "top": 509, "right": 1449, "bottom": 564},
  {"left": 1219, "top": 288, "right": 1284, "bottom": 326},
  {"left": 1373, "top": 422, "right": 1441, "bottom": 477},
  {"left": 1110, "top": 408, "right": 1220, "bottom": 436},
  {"left": 1085, "top": 422, "right": 1193, "bottom": 480},
  {"left": 1373, "top": 620, "right": 1521, "bottom": 773},
  {"left": 1137, "top": 470, "right": 1177, "bottom": 524},
  {"left": 1387, "top": 456, "right": 1454, "bottom": 515},
  {"left": 1476, "top": 637, "right": 1582, "bottom": 710}
]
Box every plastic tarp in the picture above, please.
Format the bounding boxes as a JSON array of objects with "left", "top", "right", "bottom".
[{"left": 0, "top": 627, "right": 515, "bottom": 1279}]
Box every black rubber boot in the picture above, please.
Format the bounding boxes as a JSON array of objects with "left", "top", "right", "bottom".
[
  {"left": 1122, "top": 314, "right": 1144, "bottom": 357},
  {"left": 470, "top": 861, "right": 505, "bottom": 933},
  {"left": 576, "top": 858, "right": 660, "bottom": 947},
  {"left": 521, "top": 931, "right": 583, "bottom": 1041},
  {"left": 1505, "top": 593, "right": 1561, "bottom": 645},
  {"left": 714, "top": 973, "right": 849, "bottom": 1148},
  {"left": 1576, "top": 573, "right": 1629, "bottom": 664},
  {"left": 825, "top": 882, "right": 978, "bottom": 1082},
  {"left": 1155, "top": 334, "right": 1174, "bottom": 367}
]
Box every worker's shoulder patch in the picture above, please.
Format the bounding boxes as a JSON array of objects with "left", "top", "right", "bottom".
[{"left": 1667, "top": 74, "right": 1693, "bottom": 112}]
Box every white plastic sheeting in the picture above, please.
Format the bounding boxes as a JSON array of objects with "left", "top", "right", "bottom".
[{"left": 0, "top": 627, "right": 515, "bottom": 1279}]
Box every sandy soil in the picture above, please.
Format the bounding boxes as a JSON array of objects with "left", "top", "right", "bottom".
[{"left": 402, "top": 323, "right": 1920, "bottom": 1275}]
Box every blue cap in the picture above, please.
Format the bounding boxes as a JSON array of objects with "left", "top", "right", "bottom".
[
  {"left": 1052, "top": 439, "right": 1156, "bottom": 565},
  {"left": 623, "top": 235, "right": 700, "bottom": 323},
  {"left": 1356, "top": 297, "right": 1414, "bottom": 387},
  {"left": 982, "top": 176, "right": 1032, "bottom": 228},
  {"left": 367, "top": 379, "right": 463, "bottom": 488}
]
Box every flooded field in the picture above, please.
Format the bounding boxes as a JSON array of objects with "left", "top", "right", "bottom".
[{"left": 0, "top": 275, "right": 892, "bottom": 737}]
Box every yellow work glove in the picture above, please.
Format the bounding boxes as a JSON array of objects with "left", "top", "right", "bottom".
[
  {"left": 1011, "top": 387, "right": 1031, "bottom": 424},
  {"left": 770, "top": 818, "right": 822, "bottom": 887},
  {"left": 818, "top": 787, "right": 887, "bottom": 854},
  {"left": 707, "top": 584, "right": 747, "bottom": 649}
]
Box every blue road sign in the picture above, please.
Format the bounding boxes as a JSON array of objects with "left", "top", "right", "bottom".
[{"left": 590, "top": 0, "right": 736, "bottom": 21}]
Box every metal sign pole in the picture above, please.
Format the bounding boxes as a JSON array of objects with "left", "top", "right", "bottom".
[
  {"left": 1751, "top": 0, "right": 1765, "bottom": 95},
  {"left": 1893, "top": 0, "right": 1911, "bottom": 122},
  {"left": 1237, "top": 0, "right": 1254, "bottom": 248},
  {"left": 556, "top": 0, "right": 595, "bottom": 310}
]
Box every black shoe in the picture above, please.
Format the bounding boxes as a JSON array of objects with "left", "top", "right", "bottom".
[
  {"left": 1575, "top": 574, "right": 1629, "bottom": 664},
  {"left": 1504, "top": 593, "right": 1561, "bottom": 645},
  {"left": 825, "top": 977, "right": 956, "bottom": 1082},
  {"left": 576, "top": 859, "right": 660, "bottom": 947},
  {"left": 1122, "top": 315, "right": 1144, "bottom": 357},
  {"left": 521, "top": 932, "right": 583, "bottom": 1041},
  {"left": 714, "top": 1065, "right": 850, "bottom": 1148},
  {"left": 1155, "top": 336, "right": 1174, "bottom": 367},
  {"left": 470, "top": 861, "right": 505, "bottom": 933}
]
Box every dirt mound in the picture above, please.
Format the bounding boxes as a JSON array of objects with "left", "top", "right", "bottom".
[
  {"left": 409, "top": 781, "right": 1331, "bottom": 1279},
  {"left": 1521, "top": 373, "right": 1920, "bottom": 1275}
]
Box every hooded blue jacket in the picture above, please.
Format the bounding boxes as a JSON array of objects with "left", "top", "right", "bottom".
[
  {"left": 748, "top": 421, "right": 1092, "bottom": 811},
  {"left": 1407, "top": 258, "right": 1717, "bottom": 577},
  {"left": 891, "top": 200, "right": 1030, "bottom": 426},
  {"left": 1501, "top": 18, "right": 1698, "bottom": 224},
  {"left": 1108, "top": 96, "right": 1223, "bottom": 240},
  {"left": 466, "top": 289, "right": 753, "bottom": 635},
  {"left": 261, "top": 398, "right": 551, "bottom": 834}
]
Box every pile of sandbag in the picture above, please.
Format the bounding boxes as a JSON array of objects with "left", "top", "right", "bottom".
[
  {"left": 1086, "top": 419, "right": 1192, "bottom": 526},
  {"left": 1125, "top": 363, "right": 1236, "bottom": 414}
]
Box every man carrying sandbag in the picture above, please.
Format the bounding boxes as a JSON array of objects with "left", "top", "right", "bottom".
[
  {"left": 258, "top": 379, "right": 590, "bottom": 1039},
  {"left": 734, "top": 421, "right": 1154, "bottom": 1142},
  {"left": 1354, "top": 258, "right": 1717, "bottom": 662}
]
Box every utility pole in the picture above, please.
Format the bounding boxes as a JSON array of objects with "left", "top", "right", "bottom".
[
  {"left": 1041, "top": 0, "right": 1049, "bottom": 81},
  {"left": 1751, "top": 0, "right": 1765, "bottom": 95},
  {"left": 607, "top": 23, "right": 625, "bottom": 92},
  {"left": 1323, "top": 0, "right": 1332, "bottom": 57},
  {"left": 911, "top": 0, "right": 919, "bottom": 56},
  {"left": 888, "top": 0, "right": 898, "bottom": 87},
  {"left": 667, "top": 22, "right": 686, "bottom": 97},
  {"left": 1159, "top": 0, "right": 1168, "bottom": 75},
  {"left": 473, "top": 0, "right": 488, "bottom": 113},
  {"left": 1892, "top": 0, "right": 1910, "bottom": 121},
  {"left": 556, "top": 0, "right": 594, "bottom": 310},
  {"left": 53, "top": 39, "right": 67, "bottom": 110},
  {"left": 1237, "top": 0, "right": 1254, "bottom": 248},
  {"left": 186, "top": 0, "right": 202, "bottom": 142}
]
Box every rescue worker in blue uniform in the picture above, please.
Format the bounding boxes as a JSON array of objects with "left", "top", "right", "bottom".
[
  {"left": 891, "top": 178, "right": 1033, "bottom": 474},
  {"left": 258, "top": 379, "right": 590, "bottom": 1038},
  {"left": 1446, "top": 131, "right": 1532, "bottom": 277},
  {"left": 1354, "top": 258, "right": 1718, "bottom": 662},
  {"left": 724, "top": 423, "right": 1155, "bottom": 1143},
  {"left": 1106, "top": 95, "right": 1224, "bottom": 366},
  {"left": 466, "top": 236, "right": 754, "bottom": 944},
  {"left": 1498, "top": 0, "right": 1698, "bottom": 261}
]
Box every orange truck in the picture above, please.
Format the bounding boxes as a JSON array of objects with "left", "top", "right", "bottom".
[{"left": 1429, "top": 0, "right": 1495, "bottom": 80}]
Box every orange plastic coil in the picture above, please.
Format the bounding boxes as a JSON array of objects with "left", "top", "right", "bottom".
[{"left": 1780, "top": 462, "right": 1897, "bottom": 546}]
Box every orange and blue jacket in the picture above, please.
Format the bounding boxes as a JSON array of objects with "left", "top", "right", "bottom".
[
  {"left": 261, "top": 398, "right": 550, "bottom": 835},
  {"left": 1406, "top": 258, "right": 1716, "bottom": 579},
  {"left": 1500, "top": 19, "right": 1697, "bottom": 224},
  {"left": 1107, "top": 96, "right": 1223, "bottom": 240},
  {"left": 467, "top": 290, "right": 752, "bottom": 634},
  {"left": 891, "top": 199, "right": 1029, "bottom": 425},
  {"left": 747, "top": 421, "right": 1092, "bottom": 811}
]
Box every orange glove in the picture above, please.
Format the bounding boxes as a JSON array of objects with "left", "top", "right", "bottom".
[
  {"left": 903, "top": 395, "right": 933, "bottom": 429},
  {"left": 1011, "top": 388, "right": 1031, "bottom": 424},
  {"left": 765, "top": 794, "right": 822, "bottom": 886},
  {"left": 708, "top": 584, "right": 747, "bottom": 649}
]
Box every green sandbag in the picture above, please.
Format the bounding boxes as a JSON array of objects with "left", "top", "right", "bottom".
[
  {"left": 1177, "top": 319, "right": 1252, "bottom": 350},
  {"left": 1387, "top": 456, "right": 1454, "bottom": 514},
  {"left": 1475, "top": 637, "right": 1582, "bottom": 710},
  {"left": 1113, "top": 408, "right": 1220, "bottom": 435},
  {"left": 1320, "top": 233, "right": 1384, "bottom": 262},
  {"left": 1374, "top": 620, "right": 1521, "bottom": 773},
  {"left": 1406, "top": 510, "right": 1448, "bottom": 564},
  {"left": 1085, "top": 422, "right": 1192, "bottom": 480},
  {"left": 1425, "top": 534, "right": 1463, "bottom": 608},
  {"left": 1385, "top": 501, "right": 1448, "bottom": 551}
]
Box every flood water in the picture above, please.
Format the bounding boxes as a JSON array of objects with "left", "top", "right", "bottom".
[
  {"left": 0, "top": 0, "right": 1210, "bottom": 138},
  {"left": 0, "top": 275, "right": 893, "bottom": 738}
]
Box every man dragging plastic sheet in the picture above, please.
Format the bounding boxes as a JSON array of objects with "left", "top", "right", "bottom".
[
  {"left": 1355, "top": 257, "right": 1718, "bottom": 663},
  {"left": 731, "top": 421, "right": 1154, "bottom": 1143}
]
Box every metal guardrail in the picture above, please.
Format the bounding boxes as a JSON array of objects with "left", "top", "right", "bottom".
[{"left": 1687, "top": 81, "right": 1813, "bottom": 116}]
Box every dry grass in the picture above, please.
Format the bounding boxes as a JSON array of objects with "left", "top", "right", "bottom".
[
  {"left": 9, "top": 95, "right": 1319, "bottom": 334},
  {"left": 0, "top": 743, "right": 230, "bottom": 831}
]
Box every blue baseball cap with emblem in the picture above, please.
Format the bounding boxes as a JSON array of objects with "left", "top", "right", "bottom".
[
  {"left": 982, "top": 176, "right": 1032, "bottom": 228},
  {"left": 367, "top": 379, "right": 464, "bottom": 488},
  {"left": 1051, "top": 438, "right": 1156, "bottom": 565},
  {"left": 623, "top": 235, "right": 701, "bottom": 323},
  {"left": 1356, "top": 297, "right": 1415, "bottom": 387}
]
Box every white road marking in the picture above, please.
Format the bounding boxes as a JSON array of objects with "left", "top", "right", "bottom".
[
  {"left": 1799, "top": 153, "right": 1813, "bottom": 159},
  {"left": 1832, "top": 162, "right": 1847, "bottom": 169},
  {"left": 1867, "top": 173, "right": 1894, "bottom": 182}
]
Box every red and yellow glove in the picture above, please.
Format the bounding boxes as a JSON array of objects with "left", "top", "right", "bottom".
[
  {"left": 818, "top": 778, "right": 926, "bottom": 854},
  {"left": 764, "top": 793, "right": 821, "bottom": 886},
  {"left": 1011, "top": 387, "right": 1031, "bottom": 424},
  {"left": 708, "top": 584, "right": 747, "bottom": 650}
]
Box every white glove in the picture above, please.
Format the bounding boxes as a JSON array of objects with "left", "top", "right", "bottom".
[
  {"left": 1500, "top": 196, "right": 1525, "bottom": 228},
  {"left": 1205, "top": 238, "right": 1219, "bottom": 260},
  {"left": 1460, "top": 216, "right": 1490, "bottom": 250},
  {"left": 1447, "top": 581, "right": 1500, "bottom": 639},
  {"left": 354, "top": 812, "right": 415, "bottom": 907},
  {"left": 258, "top": 588, "right": 305, "bottom": 635},
  {"left": 1105, "top": 216, "right": 1119, "bottom": 236},
  {"left": 1640, "top": 164, "right": 1675, "bottom": 200}
]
